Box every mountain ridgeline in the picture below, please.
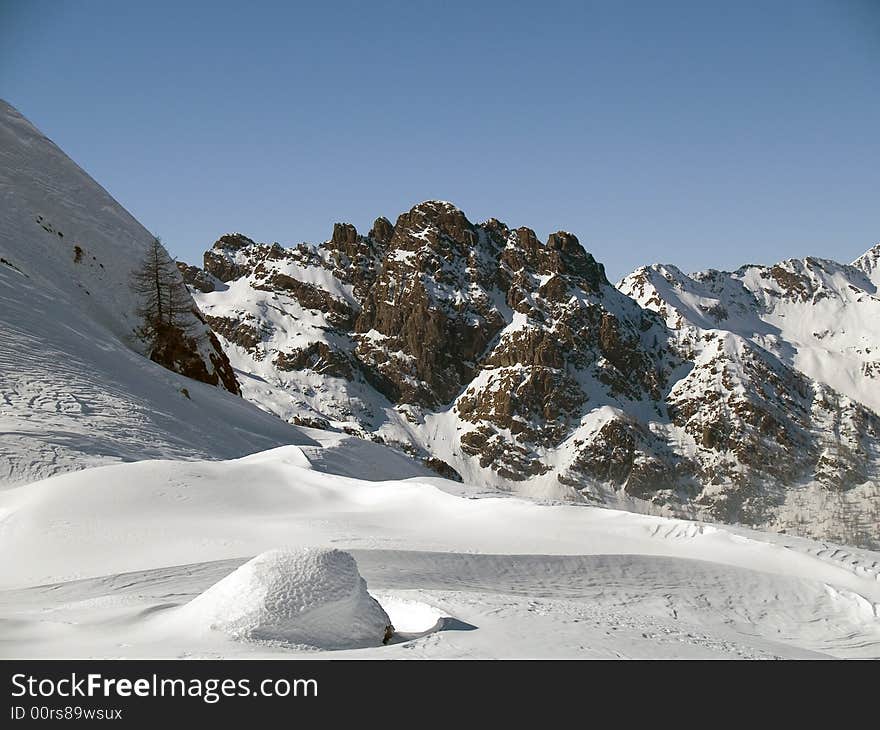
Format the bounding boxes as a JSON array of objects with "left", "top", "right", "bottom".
[{"left": 180, "top": 201, "right": 880, "bottom": 548}]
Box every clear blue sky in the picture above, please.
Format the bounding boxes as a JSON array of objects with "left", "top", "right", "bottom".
[{"left": 2, "top": 0, "right": 878, "bottom": 280}]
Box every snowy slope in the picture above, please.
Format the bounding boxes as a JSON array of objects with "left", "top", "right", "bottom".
[
  {"left": 1, "top": 448, "right": 879, "bottom": 659},
  {"left": 0, "top": 100, "right": 314, "bottom": 485},
  {"left": 0, "top": 100, "right": 238, "bottom": 388},
  {"left": 853, "top": 243, "right": 880, "bottom": 287},
  {"left": 620, "top": 256, "right": 880, "bottom": 415}
]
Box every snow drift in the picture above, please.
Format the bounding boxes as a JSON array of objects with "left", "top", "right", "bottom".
[
  {"left": 174, "top": 548, "right": 392, "bottom": 649},
  {"left": 3, "top": 451, "right": 880, "bottom": 658}
]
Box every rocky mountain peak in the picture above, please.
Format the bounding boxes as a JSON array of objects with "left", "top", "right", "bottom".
[
  {"left": 388, "top": 200, "right": 478, "bottom": 254},
  {"left": 212, "top": 232, "right": 257, "bottom": 254},
  {"left": 203, "top": 233, "right": 262, "bottom": 282},
  {"left": 331, "top": 222, "right": 359, "bottom": 248},
  {"left": 547, "top": 231, "right": 608, "bottom": 288},
  {"left": 181, "top": 204, "right": 880, "bottom": 548},
  {"left": 368, "top": 216, "right": 394, "bottom": 245}
]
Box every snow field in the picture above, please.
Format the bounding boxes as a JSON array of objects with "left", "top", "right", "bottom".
[{"left": 1, "top": 444, "right": 879, "bottom": 658}]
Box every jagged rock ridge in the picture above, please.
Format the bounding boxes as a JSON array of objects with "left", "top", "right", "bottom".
[{"left": 183, "top": 202, "right": 880, "bottom": 548}]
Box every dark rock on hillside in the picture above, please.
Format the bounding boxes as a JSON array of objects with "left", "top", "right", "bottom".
[
  {"left": 148, "top": 319, "right": 241, "bottom": 396},
  {"left": 203, "top": 233, "right": 259, "bottom": 282},
  {"left": 176, "top": 261, "right": 216, "bottom": 293}
]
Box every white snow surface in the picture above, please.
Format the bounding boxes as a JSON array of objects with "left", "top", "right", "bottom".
[
  {"left": 2, "top": 445, "right": 880, "bottom": 659},
  {"left": 853, "top": 243, "right": 880, "bottom": 287},
  {"left": 169, "top": 548, "right": 391, "bottom": 649}
]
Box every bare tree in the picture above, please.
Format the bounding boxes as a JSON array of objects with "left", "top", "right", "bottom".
[{"left": 130, "top": 236, "right": 192, "bottom": 351}]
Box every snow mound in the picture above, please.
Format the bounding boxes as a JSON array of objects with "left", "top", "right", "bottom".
[{"left": 177, "top": 548, "right": 392, "bottom": 649}]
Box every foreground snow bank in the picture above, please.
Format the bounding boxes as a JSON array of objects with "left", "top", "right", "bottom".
[{"left": 177, "top": 548, "right": 392, "bottom": 649}]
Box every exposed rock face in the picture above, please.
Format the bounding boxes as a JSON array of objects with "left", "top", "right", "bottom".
[
  {"left": 274, "top": 341, "right": 354, "bottom": 379},
  {"left": 183, "top": 202, "right": 880, "bottom": 548},
  {"left": 354, "top": 201, "right": 509, "bottom": 405},
  {"left": 203, "top": 233, "right": 260, "bottom": 282},
  {"left": 176, "top": 261, "right": 216, "bottom": 293},
  {"left": 369, "top": 216, "right": 394, "bottom": 245},
  {"left": 204, "top": 314, "right": 262, "bottom": 354},
  {"left": 562, "top": 415, "right": 689, "bottom": 500},
  {"left": 149, "top": 321, "right": 241, "bottom": 396}
]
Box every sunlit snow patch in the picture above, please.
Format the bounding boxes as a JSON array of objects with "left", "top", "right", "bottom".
[
  {"left": 373, "top": 594, "right": 444, "bottom": 633},
  {"left": 824, "top": 584, "right": 880, "bottom": 622},
  {"left": 174, "top": 548, "right": 392, "bottom": 649},
  {"left": 371, "top": 592, "right": 476, "bottom": 641}
]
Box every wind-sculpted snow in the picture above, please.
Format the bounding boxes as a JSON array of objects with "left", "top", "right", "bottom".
[
  {"left": 1, "top": 451, "right": 879, "bottom": 658},
  {"left": 171, "top": 549, "right": 391, "bottom": 649}
]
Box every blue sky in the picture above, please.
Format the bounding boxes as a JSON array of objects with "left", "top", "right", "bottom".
[{"left": 1, "top": 0, "right": 878, "bottom": 280}]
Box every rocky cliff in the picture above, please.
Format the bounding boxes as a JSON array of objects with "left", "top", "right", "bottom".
[{"left": 182, "top": 202, "right": 880, "bottom": 547}]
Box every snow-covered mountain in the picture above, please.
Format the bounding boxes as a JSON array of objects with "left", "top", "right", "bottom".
[
  {"left": 0, "top": 99, "right": 313, "bottom": 485},
  {"left": 620, "top": 253, "right": 880, "bottom": 414},
  {"left": 1, "top": 95, "right": 877, "bottom": 549},
  {"left": 853, "top": 243, "right": 880, "bottom": 287},
  {"left": 184, "top": 205, "right": 677, "bottom": 491},
  {"left": 182, "top": 205, "right": 880, "bottom": 548},
  {"left": 2, "top": 99, "right": 880, "bottom": 660}
]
